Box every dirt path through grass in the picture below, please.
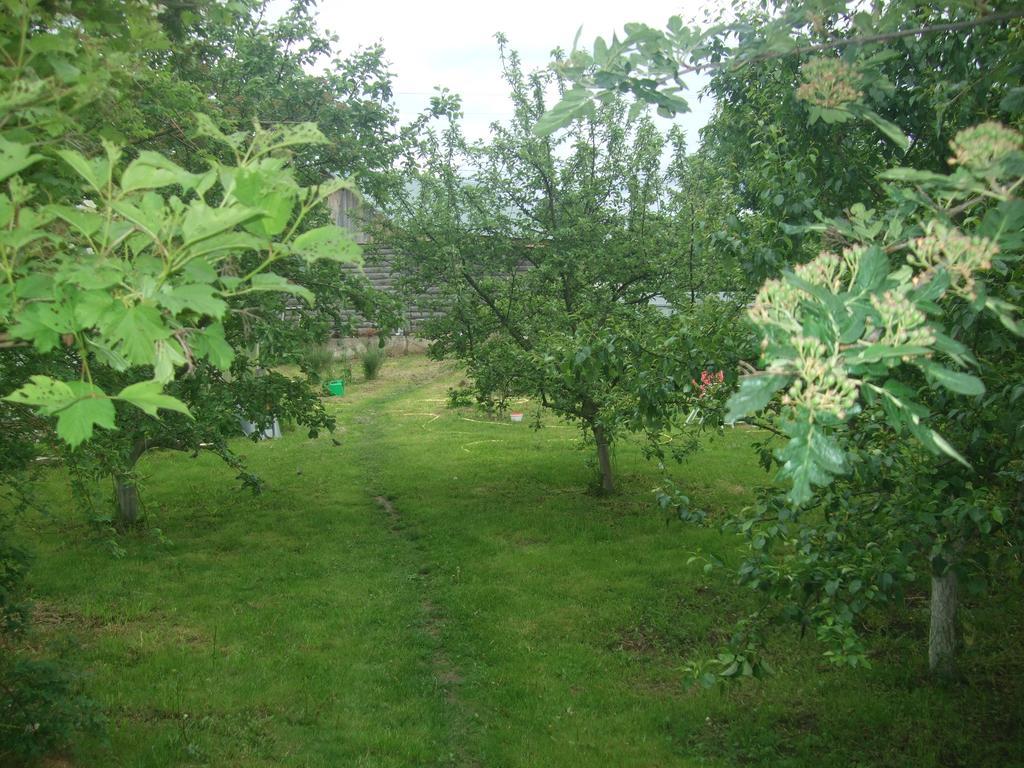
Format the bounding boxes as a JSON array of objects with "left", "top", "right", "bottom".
[
  {"left": 339, "top": 364, "right": 483, "bottom": 766},
  {"left": 373, "top": 493, "right": 480, "bottom": 768}
]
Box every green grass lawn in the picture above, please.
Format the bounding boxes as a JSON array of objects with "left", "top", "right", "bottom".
[{"left": 8, "top": 356, "right": 1024, "bottom": 767}]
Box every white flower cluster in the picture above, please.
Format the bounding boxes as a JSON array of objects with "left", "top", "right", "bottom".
[
  {"left": 909, "top": 221, "right": 999, "bottom": 301},
  {"left": 779, "top": 335, "right": 859, "bottom": 421},
  {"left": 796, "top": 58, "right": 863, "bottom": 109},
  {"left": 948, "top": 122, "right": 1023, "bottom": 175},
  {"left": 868, "top": 289, "right": 935, "bottom": 352}
]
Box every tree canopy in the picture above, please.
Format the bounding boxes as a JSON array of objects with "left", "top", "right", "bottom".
[{"left": 381, "top": 41, "right": 745, "bottom": 493}]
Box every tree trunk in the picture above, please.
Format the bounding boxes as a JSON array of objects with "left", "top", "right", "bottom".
[
  {"left": 592, "top": 423, "right": 614, "bottom": 495},
  {"left": 929, "top": 568, "right": 959, "bottom": 679},
  {"left": 113, "top": 438, "right": 148, "bottom": 529},
  {"left": 113, "top": 473, "right": 141, "bottom": 529}
]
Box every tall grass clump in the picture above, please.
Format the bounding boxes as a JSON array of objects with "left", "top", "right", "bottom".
[
  {"left": 298, "top": 343, "right": 336, "bottom": 382},
  {"left": 362, "top": 347, "right": 387, "bottom": 380}
]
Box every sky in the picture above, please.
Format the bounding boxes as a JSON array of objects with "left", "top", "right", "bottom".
[{"left": 269, "top": 0, "right": 715, "bottom": 149}]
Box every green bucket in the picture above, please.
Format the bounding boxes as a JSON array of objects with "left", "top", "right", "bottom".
[{"left": 326, "top": 379, "right": 345, "bottom": 397}]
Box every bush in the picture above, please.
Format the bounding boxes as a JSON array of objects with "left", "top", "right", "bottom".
[
  {"left": 361, "top": 347, "right": 387, "bottom": 380},
  {"left": 0, "top": 655, "right": 102, "bottom": 765}
]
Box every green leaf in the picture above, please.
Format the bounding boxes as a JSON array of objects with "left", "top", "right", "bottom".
[
  {"left": 182, "top": 231, "right": 266, "bottom": 262},
  {"left": 777, "top": 422, "right": 844, "bottom": 506},
  {"left": 48, "top": 204, "right": 104, "bottom": 238},
  {"left": 248, "top": 273, "right": 314, "bottom": 304},
  {"left": 0, "top": 138, "right": 44, "bottom": 183},
  {"left": 533, "top": 87, "right": 592, "bottom": 137},
  {"left": 918, "top": 361, "right": 985, "bottom": 396},
  {"left": 231, "top": 166, "right": 297, "bottom": 236},
  {"left": 157, "top": 283, "right": 227, "bottom": 317},
  {"left": 193, "top": 112, "right": 241, "bottom": 149},
  {"left": 188, "top": 323, "right": 234, "bottom": 369},
  {"left": 852, "top": 246, "right": 889, "bottom": 292},
  {"left": 86, "top": 338, "right": 130, "bottom": 370},
  {"left": 153, "top": 338, "right": 187, "bottom": 382},
  {"left": 259, "top": 122, "right": 328, "bottom": 153},
  {"left": 858, "top": 108, "right": 910, "bottom": 152},
  {"left": 55, "top": 381, "right": 117, "bottom": 447},
  {"left": 121, "top": 151, "right": 201, "bottom": 192},
  {"left": 725, "top": 373, "right": 790, "bottom": 423},
  {"left": 9, "top": 304, "right": 66, "bottom": 351},
  {"left": 979, "top": 199, "right": 1024, "bottom": 254},
  {"left": 845, "top": 344, "right": 931, "bottom": 365},
  {"left": 73, "top": 288, "right": 117, "bottom": 327},
  {"left": 181, "top": 202, "right": 261, "bottom": 245},
  {"left": 4, "top": 376, "right": 116, "bottom": 447},
  {"left": 290, "top": 226, "right": 362, "bottom": 264},
  {"left": 109, "top": 303, "right": 172, "bottom": 365},
  {"left": 4, "top": 375, "right": 75, "bottom": 408},
  {"left": 56, "top": 148, "right": 107, "bottom": 192},
  {"left": 877, "top": 167, "right": 949, "bottom": 184},
  {"left": 923, "top": 428, "right": 970, "bottom": 469},
  {"left": 117, "top": 380, "right": 191, "bottom": 417}
]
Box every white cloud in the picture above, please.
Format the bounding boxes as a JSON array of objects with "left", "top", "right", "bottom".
[{"left": 270, "top": 0, "right": 715, "bottom": 148}]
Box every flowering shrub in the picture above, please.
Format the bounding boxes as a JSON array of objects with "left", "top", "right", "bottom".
[{"left": 692, "top": 369, "right": 726, "bottom": 397}]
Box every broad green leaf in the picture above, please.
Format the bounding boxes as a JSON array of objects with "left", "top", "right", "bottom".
[
  {"left": 777, "top": 422, "right": 843, "bottom": 506},
  {"left": 290, "top": 226, "right": 362, "bottom": 264},
  {"left": 4, "top": 376, "right": 115, "bottom": 447},
  {"left": 725, "top": 373, "right": 790, "bottom": 423},
  {"left": 26, "top": 33, "right": 77, "bottom": 54},
  {"left": 63, "top": 262, "right": 123, "bottom": 290},
  {"left": 57, "top": 148, "right": 107, "bottom": 192},
  {"left": 181, "top": 202, "right": 261, "bottom": 245},
  {"left": 852, "top": 246, "right": 889, "bottom": 292},
  {"left": 247, "top": 272, "right": 314, "bottom": 304},
  {"left": 0, "top": 138, "right": 44, "bottom": 182},
  {"left": 111, "top": 197, "right": 167, "bottom": 240},
  {"left": 259, "top": 122, "right": 328, "bottom": 153},
  {"left": 931, "top": 331, "right": 975, "bottom": 366},
  {"left": 108, "top": 303, "right": 172, "bottom": 365},
  {"left": 157, "top": 283, "right": 227, "bottom": 316},
  {"left": 1000, "top": 87, "right": 1024, "bottom": 114},
  {"left": 232, "top": 166, "right": 297, "bottom": 236},
  {"left": 9, "top": 304, "right": 65, "bottom": 351},
  {"left": 55, "top": 381, "right": 117, "bottom": 447},
  {"left": 153, "top": 337, "right": 187, "bottom": 382},
  {"left": 979, "top": 199, "right": 1024, "bottom": 254},
  {"left": 193, "top": 112, "right": 242, "bottom": 149},
  {"left": 72, "top": 288, "right": 117, "bottom": 327},
  {"left": 314, "top": 177, "right": 358, "bottom": 201},
  {"left": 533, "top": 86, "right": 592, "bottom": 137},
  {"left": 121, "top": 151, "right": 201, "bottom": 192},
  {"left": 182, "top": 258, "right": 220, "bottom": 284},
  {"left": 86, "top": 338, "right": 130, "bottom": 370},
  {"left": 181, "top": 231, "right": 266, "bottom": 262},
  {"left": 188, "top": 323, "right": 234, "bottom": 369},
  {"left": 3, "top": 374, "right": 75, "bottom": 408},
  {"left": 0, "top": 225, "right": 55, "bottom": 250},
  {"left": 48, "top": 204, "right": 104, "bottom": 238},
  {"left": 117, "top": 380, "right": 191, "bottom": 417},
  {"left": 918, "top": 361, "right": 985, "bottom": 396}
]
